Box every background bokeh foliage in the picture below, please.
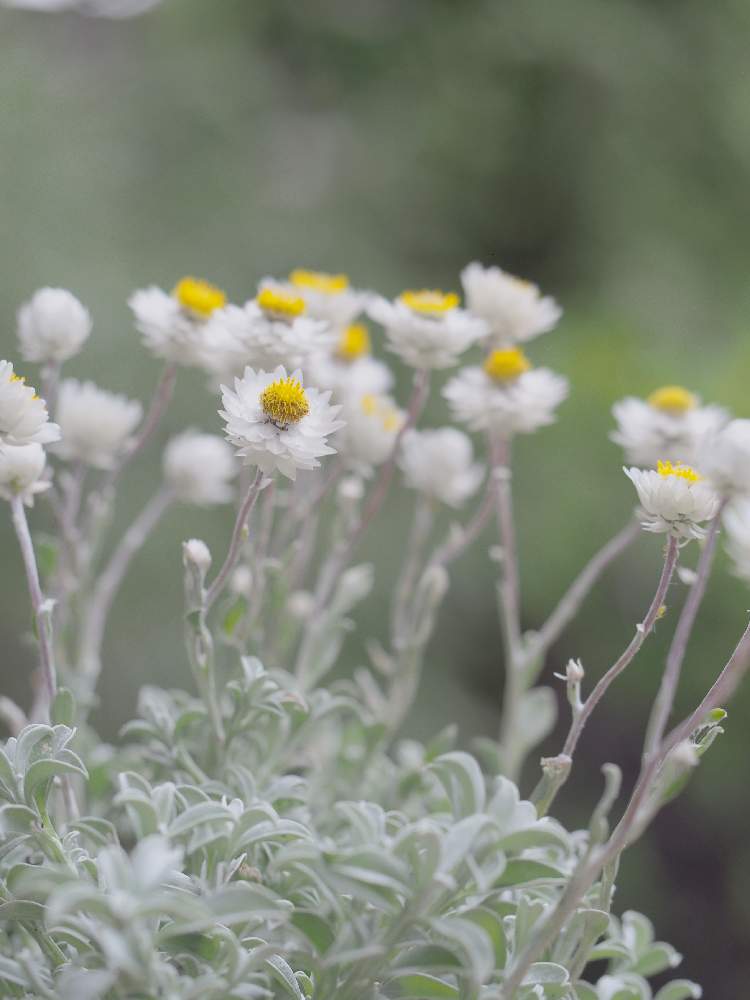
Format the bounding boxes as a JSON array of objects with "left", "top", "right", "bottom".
[{"left": 1, "top": 0, "right": 750, "bottom": 991}]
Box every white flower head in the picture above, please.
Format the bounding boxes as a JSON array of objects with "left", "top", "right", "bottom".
[
  {"left": 17, "top": 287, "right": 92, "bottom": 364},
  {"left": 367, "top": 288, "right": 486, "bottom": 370},
  {"left": 443, "top": 347, "right": 568, "bottom": 435},
  {"left": 625, "top": 460, "right": 720, "bottom": 540},
  {"left": 722, "top": 499, "right": 750, "bottom": 583},
  {"left": 280, "top": 269, "right": 369, "bottom": 328},
  {"left": 399, "top": 427, "right": 484, "bottom": 508},
  {"left": 461, "top": 261, "right": 562, "bottom": 347},
  {"left": 0, "top": 443, "right": 49, "bottom": 505},
  {"left": 340, "top": 393, "right": 404, "bottom": 473},
  {"left": 0, "top": 361, "right": 60, "bottom": 446},
  {"left": 129, "top": 276, "right": 227, "bottom": 367},
  {"left": 611, "top": 386, "right": 728, "bottom": 468},
  {"left": 55, "top": 379, "right": 142, "bottom": 469},
  {"left": 164, "top": 430, "right": 236, "bottom": 506},
  {"left": 306, "top": 322, "right": 393, "bottom": 404},
  {"left": 220, "top": 366, "right": 344, "bottom": 481},
  {"left": 698, "top": 418, "right": 750, "bottom": 498},
  {"left": 202, "top": 285, "right": 335, "bottom": 382}
]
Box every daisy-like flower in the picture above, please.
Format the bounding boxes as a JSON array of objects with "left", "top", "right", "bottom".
[
  {"left": 163, "top": 430, "right": 236, "bottom": 506},
  {"left": 367, "top": 288, "right": 486, "bottom": 370},
  {"left": 443, "top": 347, "right": 568, "bottom": 435},
  {"left": 0, "top": 360, "right": 60, "bottom": 446},
  {"left": 611, "top": 386, "right": 728, "bottom": 468},
  {"left": 307, "top": 322, "right": 393, "bottom": 403},
  {"left": 129, "top": 276, "right": 227, "bottom": 367},
  {"left": 698, "top": 418, "right": 750, "bottom": 498},
  {"left": 625, "top": 460, "right": 720, "bottom": 540},
  {"left": 399, "top": 427, "right": 484, "bottom": 508},
  {"left": 203, "top": 286, "right": 335, "bottom": 382},
  {"left": 17, "top": 287, "right": 92, "bottom": 364},
  {"left": 55, "top": 379, "right": 142, "bottom": 469},
  {"left": 340, "top": 393, "right": 404, "bottom": 472},
  {"left": 461, "top": 261, "right": 562, "bottom": 347},
  {"left": 283, "top": 269, "right": 369, "bottom": 328},
  {"left": 220, "top": 366, "right": 344, "bottom": 481},
  {"left": 0, "top": 443, "right": 49, "bottom": 506}
]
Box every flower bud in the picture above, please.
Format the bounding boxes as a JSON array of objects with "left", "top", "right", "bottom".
[
  {"left": 183, "top": 538, "right": 211, "bottom": 575},
  {"left": 17, "top": 288, "right": 92, "bottom": 364},
  {"left": 0, "top": 443, "right": 49, "bottom": 506}
]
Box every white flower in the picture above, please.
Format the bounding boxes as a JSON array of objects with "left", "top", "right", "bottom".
[
  {"left": 220, "top": 366, "right": 344, "bottom": 481},
  {"left": 55, "top": 379, "right": 142, "bottom": 469},
  {"left": 367, "top": 288, "right": 486, "bottom": 370},
  {"left": 461, "top": 261, "right": 561, "bottom": 347},
  {"left": 443, "top": 347, "right": 567, "bottom": 435},
  {"left": 0, "top": 443, "right": 49, "bottom": 505},
  {"left": 0, "top": 361, "right": 60, "bottom": 446},
  {"left": 698, "top": 418, "right": 750, "bottom": 497},
  {"left": 723, "top": 499, "right": 750, "bottom": 582},
  {"left": 129, "top": 276, "right": 227, "bottom": 367},
  {"left": 202, "top": 286, "right": 334, "bottom": 381},
  {"left": 275, "top": 270, "right": 369, "bottom": 328},
  {"left": 1, "top": 0, "right": 162, "bottom": 16},
  {"left": 164, "top": 430, "right": 236, "bottom": 506},
  {"left": 611, "top": 386, "right": 728, "bottom": 468},
  {"left": 624, "top": 461, "right": 720, "bottom": 540},
  {"left": 308, "top": 352, "right": 394, "bottom": 405},
  {"left": 340, "top": 393, "right": 404, "bottom": 472},
  {"left": 399, "top": 427, "right": 484, "bottom": 508},
  {"left": 17, "top": 287, "right": 92, "bottom": 364},
  {"left": 183, "top": 538, "right": 212, "bottom": 574}
]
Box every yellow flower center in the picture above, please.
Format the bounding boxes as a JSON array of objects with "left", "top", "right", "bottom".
[
  {"left": 260, "top": 376, "right": 309, "bottom": 426},
  {"left": 483, "top": 347, "right": 531, "bottom": 383},
  {"left": 399, "top": 289, "right": 460, "bottom": 315},
  {"left": 337, "top": 323, "right": 371, "bottom": 361},
  {"left": 257, "top": 286, "right": 306, "bottom": 319},
  {"left": 10, "top": 373, "right": 26, "bottom": 385},
  {"left": 289, "top": 269, "right": 349, "bottom": 295},
  {"left": 173, "top": 277, "right": 226, "bottom": 317},
  {"left": 647, "top": 385, "right": 697, "bottom": 415},
  {"left": 657, "top": 459, "right": 702, "bottom": 484},
  {"left": 361, "top": 394, "right": 401, "bottom": 432}
]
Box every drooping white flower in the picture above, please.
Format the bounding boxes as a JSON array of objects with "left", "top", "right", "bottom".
[
  {"left": 698, "top": 418, "right": 750, "bottom": 498},
  {"left": 339, "top": 393, "right": 404, "bottom": 472},
  {"left": 461, "top": 261, "right": 561, "bottom": 347},
  {"left": 55, "top": 379, "right": 142, "bottom": 469},
  {"left": 220, "top": 366, "right": 344, "bottom": 481},
  {"left": 399, "top": 427, "right": 484, "bottom": 508},
  {"left": 443, "top": 347, "right": 567, "bottom": 435},
  {"left": 17, "top": 287, "right": 92, "bottom": 364},
  {"left": 367, "top": 288, "right": 486, "bottom": 370},
  {"left": 611, "top": 386, "right": 728, "bottom": 468},
  {"left": 129, "top": 276, "right": 227, "bottom": 367},
  {"left": 624, "top": 460, "right": 720, "bottom": 540},
  {"left": 0, "top": 361, "right": 60, "bottom": 446},
  {"left": 306, "top": 322, "right": 393, "bottom": 403},
  {"left": 202, "top": 285, "right": 335, "bottom": 382},
  {"left": 280, "top": 269, "right": 369, "bottom": 328},
  {"left": 163, "top": 430, "right": 236, "bottom": 506},
  {"left": 722, "top": 499, "right": 750, "bottom": 582},
  {"left": 0, "top": 443, "right": 49, "bottom": 505}
]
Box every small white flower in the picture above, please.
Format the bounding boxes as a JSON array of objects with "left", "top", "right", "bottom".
[
  {"left": 164, "top": 430, "right": 236, "bottom": 506},
  {"left": 367, "top": 288, "right": 486, "bottom": 370},
  {"left": 611, "top": 386, "right": 728, "bottom": 468},
  {"left": 698, "top": 418, "right": 750, "bottom": 497},
  {"left": 399, "top": 427, "right": 484, "bottom": 508},
  {"left": 129, "top": 276, "right": 227, "bottom": 367},
  {"left": 17, "top": 287, "right": 92, "bottom": 365},
  {"left": 220, "top": 366, "right": 344, "bottom": 481},
  {"left": 461, "top": 261, "right": 561, "bottom": 347},
  {"left": 624, "top": 461, "right": 720, "bottom": 540},
  {"left": 0, "top": 443, "right": 49, "bottom": 505},
  {"left": 202, "top": 286, "right": 335, "bottom": 381},
  {"left": 276, "top": 269, "right": 369, "bottom": 328},
  {"left": 340, "top": 393, "right": 404, "bottom": 472},
  {"left": 305, "top": 322, "right": 393, "bottom": 404},
  {"left": 0, "top": 360, "right": 60, "bottom": 446},
  {"left": 183, "top": 538, "right": 212, "bottom": 574},
  {"left": 443, "top": 347, "right": 567, "bottom": 435},
  {"left": 723, "top": 499, "right": 750, "bottom": 582},
  {"left": 55, "top": 379, "right": 142, "bottom": 469}
]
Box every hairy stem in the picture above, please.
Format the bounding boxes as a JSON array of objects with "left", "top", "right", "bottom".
[{"left": 206, "top": 469, "right": 265, "bottom": 610}]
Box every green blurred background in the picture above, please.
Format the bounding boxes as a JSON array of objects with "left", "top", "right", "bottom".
[{"left": 2, "top": 0, "right": 750, "bottom": 991}]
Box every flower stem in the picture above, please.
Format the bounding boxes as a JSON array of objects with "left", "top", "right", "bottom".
[{"left": 205, "top": 469, "right": 265, "bottom": 610}]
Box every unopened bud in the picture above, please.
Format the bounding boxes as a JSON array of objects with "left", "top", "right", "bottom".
[
  {"left": 230, "top": 565, "right": 252, "bottom": 595},
  {"left": 183, "top": 538, "right": 211, "bottom": 574},
  {"left": 338, "top": 475, "right": 365, "bottom": 502},
  {"left": 566, "top": 658, "right": 584, "bottom": 684}
]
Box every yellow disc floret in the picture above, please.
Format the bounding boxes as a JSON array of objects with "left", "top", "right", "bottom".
[
  {"left": 657, "top": 459, "right": 702, "bottom": 484},
  {"left": 337, "top": 323, "right": 371, "bottom": 361},
  {"left": 10, "top": 373, "right": 26, "bottom": 385},
  {"left": 399, "top": 289, "right": 460, "bottom": 315},
  {"left": 289, "top": 269, "right": 349, "bottom": 295},
  {"left": 260, "top": 376, "right": 309, "bottom": 427},
  {"left": 483, "top": 347, "right": 531, "bottom": 383},
  {"left": 257, "top": 286, "right": 306, "bottom": 319},
  {"left": 647, "top": 385, "right": 697, "bottom": 415},
  {"left": 173, "top": 277, "right": 226, "bottom": 317},
  {"left": 361, "top": 394, "right": 401, "bottom": 432}
]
